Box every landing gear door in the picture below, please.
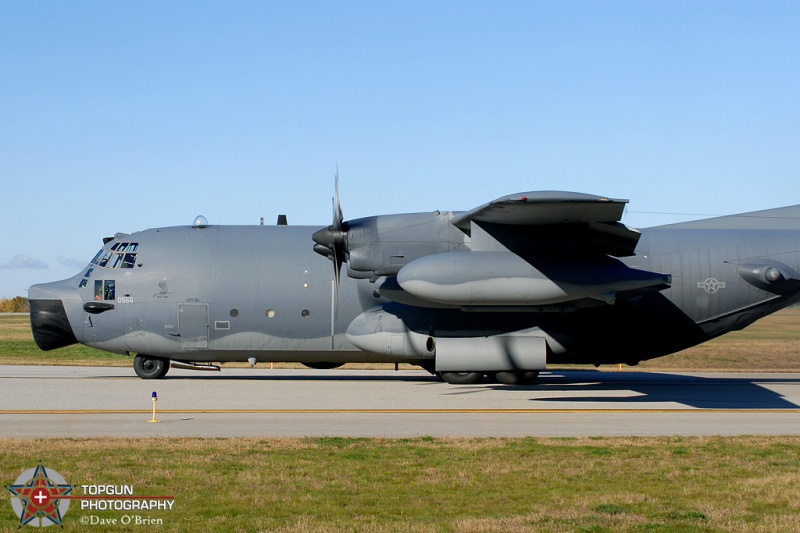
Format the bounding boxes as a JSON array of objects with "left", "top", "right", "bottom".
[{"left": 178, "top": 303, "right": 208, "bottom": 351}]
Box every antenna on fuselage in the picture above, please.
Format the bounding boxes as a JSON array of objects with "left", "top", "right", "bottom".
[{"left": 192, "top": 215, "right": 210, "bottom": 229}]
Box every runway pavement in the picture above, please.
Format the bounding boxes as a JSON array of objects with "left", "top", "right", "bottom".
[{"left": 1, "top": 365, "right": 799, "bottom": 438}]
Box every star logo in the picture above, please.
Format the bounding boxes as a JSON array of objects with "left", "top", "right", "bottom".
[
  {"left": 697, "top": 278, "right": 726, "bottom": 294},
  {"left": 7, "top": 463, "right": 72, "bottom": 527}
]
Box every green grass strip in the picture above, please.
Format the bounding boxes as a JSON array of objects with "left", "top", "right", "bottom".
[{"left": 2, "top": 436, "right": 799, "bottom": 532}]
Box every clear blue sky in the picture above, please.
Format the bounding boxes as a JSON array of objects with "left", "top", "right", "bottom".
[{"left": 2, "top": 1, "right": 799, "bottom": 298}]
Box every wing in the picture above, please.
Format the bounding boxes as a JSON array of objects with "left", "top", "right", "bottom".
[
  {"left": 315, "top": 189, "right": 663, "bottom": 308},
  {"left": 391, "top": 191, "right": 667, "bottom": 309},
  {"left": 451, "top": 191, "right": 640, "bottom": 257}
]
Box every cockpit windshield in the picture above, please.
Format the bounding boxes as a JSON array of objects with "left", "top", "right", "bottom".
[{"left": 91, "top": 243, "right": 139, "bottom": 269}]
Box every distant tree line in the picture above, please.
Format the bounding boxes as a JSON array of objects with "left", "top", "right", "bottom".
[{"left": 0, "top": 296, "right": 29, "bottom": 312}]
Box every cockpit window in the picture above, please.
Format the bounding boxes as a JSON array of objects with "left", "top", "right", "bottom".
[
  {"left": 91, "top": 243, "right": 139, "bottom": 269},
  {"left": 122, "top": 253, "right": 137, "bottom": 268},
  {"left": 94, "top": 280, "right": 115, "bottom": 300},
  {"left": 97, "top": 251, "right": 112, "bottom": 267}
]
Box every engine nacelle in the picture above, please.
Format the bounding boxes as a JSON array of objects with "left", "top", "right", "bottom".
[{"left": 344, "top": 212, "right": 468, "bottom": 279}]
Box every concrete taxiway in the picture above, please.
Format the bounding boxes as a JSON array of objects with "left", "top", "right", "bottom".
[{"left": 1, "top": 365, "right": 799, "bottom": 438}]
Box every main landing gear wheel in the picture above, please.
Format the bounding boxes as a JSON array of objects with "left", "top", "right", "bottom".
[
  {"left": 438, "top": 371, "right": 484, "bottom": 385},
  {"left": 302, "top": 362, "right": 345, "bottom": 370},
  {"left": 133, "top": 355, "right": 170, "bottom": 379},
  {"left": 494, "top": 371, "right": 539, "bottom": 385}
]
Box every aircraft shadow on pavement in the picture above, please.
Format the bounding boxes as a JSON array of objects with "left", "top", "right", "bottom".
[
  {"left": 157, "top": 369, "right": 800, "bottom": 409},
  {"left": 160, "top": 372, "right": 440, "bottom": 383},
  {"left": 521, "top": 371, "right": 800, "bottom": 410}
]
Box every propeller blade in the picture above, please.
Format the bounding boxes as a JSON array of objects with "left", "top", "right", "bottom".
[
  {"left": 332, "top": 247, "right": 341, "bottom": 315},
  {"left": 312, "top": 170, "right": 348, "bottom": 316},
  {"left": 333, "top": 168, "right": 343, "bottom": 231}
]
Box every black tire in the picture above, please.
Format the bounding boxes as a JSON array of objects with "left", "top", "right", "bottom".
[
  {"left": 495, "top": 371, "right": 539, "bottom": 385},
  {"left": 440, "top": 371, "right": 484, "bottom": 385},
  {"left": 419, "top": 361, "right": 437, "bottom": 375},
  {"left": 133, "top": 355, "right": 170, "bottom": 379},
  {"left": 302, "top": 362, "right": 344, "bottom": 370}
]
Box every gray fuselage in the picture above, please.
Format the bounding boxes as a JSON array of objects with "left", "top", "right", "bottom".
[{"left": 29, "top": 204, "right": 800, "bottom": 371}]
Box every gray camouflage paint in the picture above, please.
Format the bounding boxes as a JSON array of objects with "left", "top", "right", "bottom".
[{"left": 29, "top": 195, "right": 800, "bottom": 378}]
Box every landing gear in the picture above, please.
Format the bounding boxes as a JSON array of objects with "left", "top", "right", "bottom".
[
  {"left": 133, "top": 355, "right": 170, "bottom": 379},
  {"left": 419, "top": 361, "right": 437, "bottom": 375},
  {"left": 302, "top": 362, "right": 345, "bottom": 370},
  {"left": 436, "top": 370, "right": 540, "bottom": 385},
  {"left": 494, "top": 371, "right": 539, "bottom": 385},
  {"left": 438, "top": 371, "right": 484, "bottom": 385}
]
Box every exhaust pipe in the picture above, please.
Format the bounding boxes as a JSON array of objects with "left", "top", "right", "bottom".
[{"left": 169, "top": 361, "right": 221, "bottom": 372}]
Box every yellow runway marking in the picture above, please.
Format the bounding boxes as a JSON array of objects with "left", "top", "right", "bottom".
[{"left": 1, "top": 409, "right": 799, "bottom": 415}]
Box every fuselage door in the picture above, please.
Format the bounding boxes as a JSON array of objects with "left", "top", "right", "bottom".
[{"left": 178, "top": 303, "right": 208, "bottom": 351}]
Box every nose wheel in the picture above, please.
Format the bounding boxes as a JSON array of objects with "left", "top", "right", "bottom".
[{"left": 133, "top": 355, "right": 170, "bottom": 379}]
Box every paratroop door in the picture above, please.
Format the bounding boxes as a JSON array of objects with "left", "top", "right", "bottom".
[{"left": 178, "top": 303, "right": 208, "bottom": 351}]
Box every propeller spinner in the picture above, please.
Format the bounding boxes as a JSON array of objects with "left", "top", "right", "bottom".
[{"left": 312, "top": 173, "right": 349, "bottom": 300}]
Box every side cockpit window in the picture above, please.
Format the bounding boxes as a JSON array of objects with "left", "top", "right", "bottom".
[
  {"left": 91, "top": 243, "right": 139, "bottom": 269},
  {"left": 97, "top": 250, "right": 113, "bottom": 267},
  {"left": 94, "top": 280, "right": 115, "bottom": 300}
]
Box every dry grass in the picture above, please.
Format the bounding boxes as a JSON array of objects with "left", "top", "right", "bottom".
[
  {"left": 637, "top": 311, "right": 800, "bottom": 371},
  {"left": 0, "top": 314, "right": 32, "bottom": 342}
]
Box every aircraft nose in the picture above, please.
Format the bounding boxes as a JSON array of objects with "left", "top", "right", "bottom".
[{"left": 29, "top": 284, "right": 78, "bottom": 351}]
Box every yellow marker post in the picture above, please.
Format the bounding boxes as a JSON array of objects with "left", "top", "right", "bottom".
[{"left": 148, "top": 391, "right": 160, "bottom": 423}]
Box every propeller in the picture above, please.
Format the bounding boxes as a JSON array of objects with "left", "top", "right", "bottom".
[{"left": 312, "top": 171, "right": 349, "bottom": 308}]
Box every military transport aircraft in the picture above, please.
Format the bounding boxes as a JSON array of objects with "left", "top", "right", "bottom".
[{"left": 29, "top": 185, "right": 800, "bottom": 384}]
